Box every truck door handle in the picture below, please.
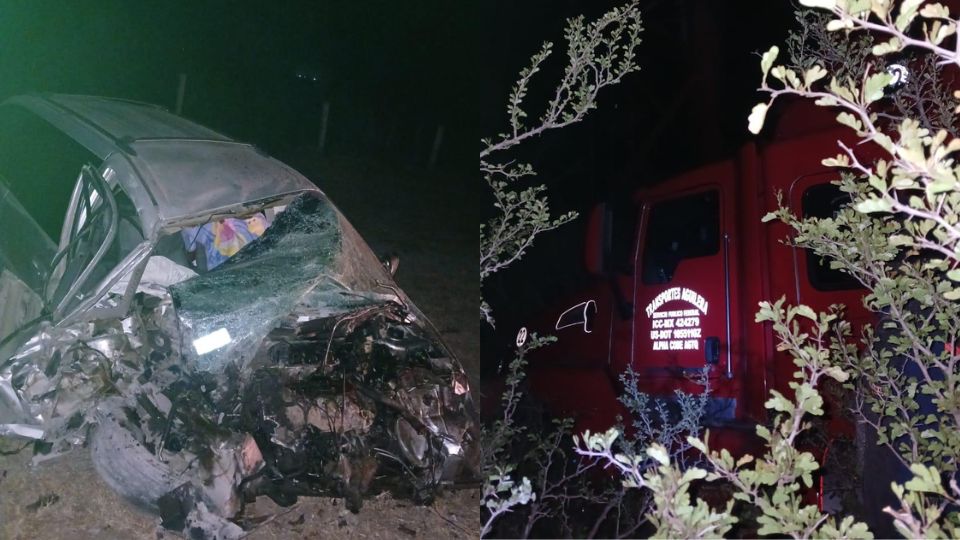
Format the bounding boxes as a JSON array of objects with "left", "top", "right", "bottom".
[{"left": 704, "top": 337, "right": 720, "bottom": 365}]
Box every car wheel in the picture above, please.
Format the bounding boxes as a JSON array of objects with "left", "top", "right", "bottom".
[{"left": 89, "top": 399, "right": 187, "bottom": 512}]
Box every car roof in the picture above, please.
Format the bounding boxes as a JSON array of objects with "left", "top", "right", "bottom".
[
  {"left": 3, "top": 93, "right": 318, "bottom": 229},
  {"left": 6, "top": 94, "right": 232, "bottom": 156}
]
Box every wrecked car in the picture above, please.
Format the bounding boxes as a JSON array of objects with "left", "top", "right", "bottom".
[{"left": 0, "top": 94, "right": 478, "bottom": 537}]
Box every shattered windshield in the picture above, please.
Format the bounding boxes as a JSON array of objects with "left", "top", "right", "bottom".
[{"left": 169, "top": 192, "right": 403, "bottom": 372}]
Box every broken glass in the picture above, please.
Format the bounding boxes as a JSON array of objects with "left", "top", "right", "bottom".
[{"left": 170, "top": 193, "right": 350, "bottom": 372}]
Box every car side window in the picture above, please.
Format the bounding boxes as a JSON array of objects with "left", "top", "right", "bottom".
[
  {"left": 641, "top": 190, "right": 720, "bottom": 284},
  {"left": 47, "top": 166, "right": 118, "bottom": 315},
  {"left": 0, "top": 182, "right": 55, "bottom": 343},
  {"left": 801, "top": 183, "right": 861, "bottom": 291}
]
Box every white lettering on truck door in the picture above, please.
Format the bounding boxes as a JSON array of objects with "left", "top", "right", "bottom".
[{"left": 644, "top": 288, "right": 708, "bottom": 351}]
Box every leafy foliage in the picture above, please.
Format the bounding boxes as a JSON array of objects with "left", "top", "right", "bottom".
[
  {"left": 480, "top": 333, "right": 551, "bottom": 538},
  {"left": 572, "top": 370, "right": 718, "bottom": 538},
  {"left": 482, "top": 333, "right": 711, "bottom": 538},
  {"left": 751, "top": 1, "right": 960, "bottom": 533},
  {"left": 575, "top": 429, "right": 738, "bottom": 539},
  {"left": 884, "top": 462, "right": 960, "bottom": 538},
  {"left": 482, "top": 333, "right": 554, "bottom": 477},
  {"left": 617, "top": 365, "right": 712, "bottom": 471},
  {"left": 482, "top": 466, "right": 536, "bottom": 538},
  {"left": 577, "top": 301, "right": 873, "bottom": 539},
  {"left": 480, "top": 1, "right": 643, "bottom": 326},
  {"left": 480, "top": 3, "right": 643, "bottom": 537}
]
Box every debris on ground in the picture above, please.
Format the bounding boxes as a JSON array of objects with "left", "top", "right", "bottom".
[{"left": 25, "top": 493, "right": 59, "bottom": 513}]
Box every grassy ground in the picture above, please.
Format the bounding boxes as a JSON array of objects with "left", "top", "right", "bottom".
[{"left": 0, "top": 154, "right": 479, "bottom": 539}]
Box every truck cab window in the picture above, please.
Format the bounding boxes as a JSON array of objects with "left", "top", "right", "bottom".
[
  {"left": 641, "top": 190, "right": 719, "bottom": 284},
  {"left": 801, "top": 183, "right": 861, "bottom": 291}
]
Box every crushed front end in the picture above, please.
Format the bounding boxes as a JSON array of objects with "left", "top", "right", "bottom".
[{"left": 0, "top": 192, "right": 478, "bottom": 538}]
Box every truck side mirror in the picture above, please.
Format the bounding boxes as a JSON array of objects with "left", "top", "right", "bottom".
[{"left": 584, "top": 203, "right": 607, "bottom": 275}]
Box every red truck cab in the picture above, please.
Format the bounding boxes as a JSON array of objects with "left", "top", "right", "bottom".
[{"left": 525, "top": 102, "right": 872, "bottom": 454}]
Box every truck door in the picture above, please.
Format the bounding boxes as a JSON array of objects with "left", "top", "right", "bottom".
[{"left": 624, "top": 169, "right": 741, "bottom": 419}]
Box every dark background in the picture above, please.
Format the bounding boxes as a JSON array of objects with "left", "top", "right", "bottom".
[
  {"left": 482, "top": 0, "right": 799, "bottom": 335},
  {"left": 0, "top": 1, "right": 476, "bottom": 166}
]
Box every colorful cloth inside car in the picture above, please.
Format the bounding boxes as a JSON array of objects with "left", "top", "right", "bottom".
[{"left": 181, "top": 213, "right": 269, "bottom": 271}]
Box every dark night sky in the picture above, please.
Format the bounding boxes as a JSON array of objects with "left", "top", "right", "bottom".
[
  {"left": 483, "top": 0, "right": 795, "bottom": 202},
  {"left": 0, "top": 1, "right": 792, "bottom": 217},
  {"left": 0, "top": 1, "right": 477, "bottom": 164},
  {"left": 482, "top": 0, "right": 799, "bottom": 330}
]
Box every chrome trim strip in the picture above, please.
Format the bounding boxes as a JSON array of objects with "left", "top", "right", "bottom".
[{"left": 723, "top": 232, "right": 733, "bottom": 379}]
